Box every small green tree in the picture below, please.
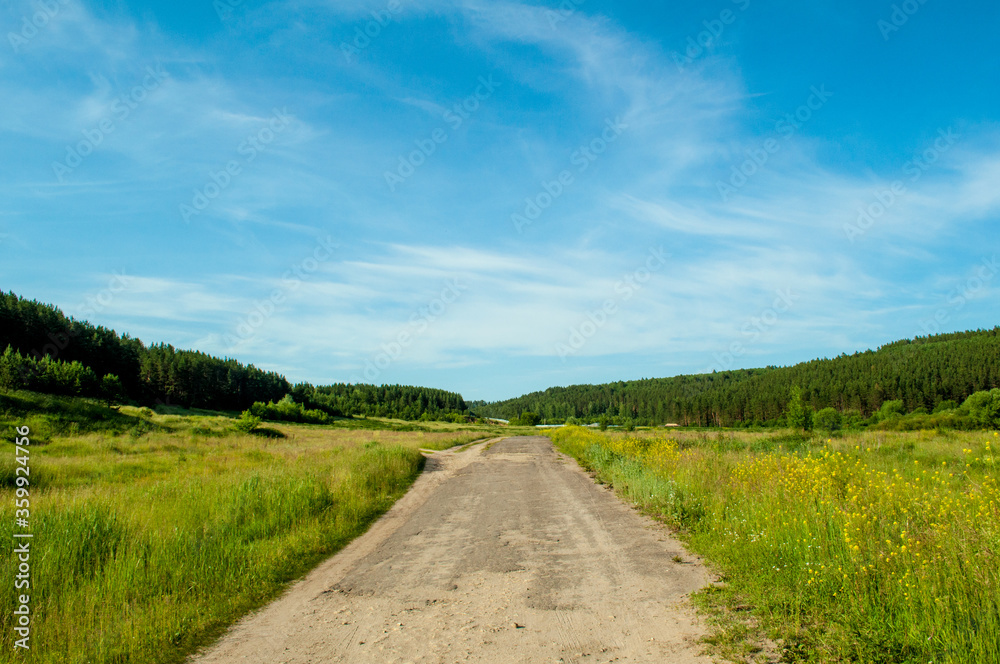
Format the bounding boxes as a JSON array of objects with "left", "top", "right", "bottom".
[
  {"left": 100, "top": 373, "right": 124, "bottom": 408},
  {"left": 814, "top": 407, "right": 842, "bottom": 433},
  {"left": 517, "top": 411, "right": 541, "bottom": 426},
  {"left": 876, "top": 400, "right": 906, "bottom": 422},
  {"left": 233, "top": 410, "right": 262, "bottom": 433},
  {"left": 0, "top": 346, "right": 26, "bottom": 391},
  {"left": 599, "top": 416, "right": 609, "bottom": 431},
  {"left": 786, "top": 387, "right": 813, "bottom": 431}
]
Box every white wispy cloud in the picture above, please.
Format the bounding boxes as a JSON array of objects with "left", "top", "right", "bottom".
[{"left": 3, "top": 0, "right": 998, "bottom": 397}]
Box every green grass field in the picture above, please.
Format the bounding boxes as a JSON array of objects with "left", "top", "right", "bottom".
[
  {"left": 0, "top": 392, "right": 492, "bottom": 664},
  {"left": 549, "top": 426, "right": 1000, "bottom": 663}
]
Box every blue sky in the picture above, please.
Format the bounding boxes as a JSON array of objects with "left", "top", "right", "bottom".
[{"left": 1, "top": 0, "right": 998, "bottom": 401}]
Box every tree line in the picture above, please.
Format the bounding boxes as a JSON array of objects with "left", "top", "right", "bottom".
[
  {"left": 1, "top": 291, "right": 289, "bottom": 409},
  {"left": 474, "top": 328, "right": 1000, "bottom": 427},
  {"left": 0, "top": 291, "right": 467, "bottom": 419},
  {"left": 289, "top": 383, "right": 468, "bottom": 421}
]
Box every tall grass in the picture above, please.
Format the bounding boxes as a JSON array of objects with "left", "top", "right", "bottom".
[
  {"left": 550, "top": 426, "right": 1000, "bottom": 663},
  {"left": 0, "top": 409, "right": 458, "bottom": 664}
]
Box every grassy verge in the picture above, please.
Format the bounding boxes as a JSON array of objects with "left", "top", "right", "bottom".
[
  {"left": 0, "top": 394, "right": 480, "bottom": 664},
  {"left": 549, "top": 426, "right": 1000, "bottom": 663}
]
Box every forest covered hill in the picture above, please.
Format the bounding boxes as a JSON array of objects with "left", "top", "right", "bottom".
[
  {"left": 472, "top": 328, "right": 1000, "bottom": 427},
  {"left": 3, "top": 290, "right": 997, "bottom": 428},
  {"left": 0, "top": 291, "right": 467, "bottom": 419}
]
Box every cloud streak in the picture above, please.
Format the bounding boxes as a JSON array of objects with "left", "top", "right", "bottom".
[{"left": 1, "top": 0, "right": 997, "bottom": 400}]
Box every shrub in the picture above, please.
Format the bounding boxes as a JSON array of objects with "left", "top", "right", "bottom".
[
  {"left": 842, "top": 409, "right": 866, "bottom": 430},
  {"left": 934, "top": 400, "right": 958, "bottom": 414},
  {"left": 513, "top": 411, "right": 541, "bottom": 426},
  {"left": 248, "top": 396, "right": 330, "bottom": 425},
  {"left": 233, "top": 411, "right": 262, "bottom": 433},
  {"left": 962, "top": 389, "right": 1000, "bottom": 428},
  {"left": 876, "top": 399, "right": 906, "bottom": 422},
  {"left": 814, "top": 407, "right": 842, "bottom": 432}
]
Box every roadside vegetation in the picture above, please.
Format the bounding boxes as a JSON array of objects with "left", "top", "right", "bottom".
[
  {"left": 0, "top": 391, "right": 489, "bottom": 664},
  {"left": 549, "top": 425, "right": 1000, "bottom": 663}
]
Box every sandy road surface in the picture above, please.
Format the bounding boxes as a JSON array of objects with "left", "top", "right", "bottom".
[{"left": 189, "top": 436, "right": 713, "bottom": 664}]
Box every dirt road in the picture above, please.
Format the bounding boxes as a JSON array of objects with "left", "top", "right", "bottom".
[{"left": 189, "top": 436, "right": 713, "bottom": 664}]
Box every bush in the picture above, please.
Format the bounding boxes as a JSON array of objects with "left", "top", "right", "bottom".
[
  {"left": 512, "top": 411, "right": 541, "bottom": 426},
  {"left": 233, "top": 411, "right": 261, "bottom": 433},
  {"left": 876, "top": 399, "right": 906, "bottom": 422},
  {"left": 417, "top": 411, "right": 467, "bottom": 423},
  {"left": 962, "top": 389, "right": 1000, "bottom": 428},
  {"left": 248, "top": 396, "right": 330, "bottom": 425},
  {"left": 934, "top": 400, "right": 958, "bottom": 414},
  {"left": 842, "top": 409, "right": 866, "bottom": 430},
  {"left": 814, "top": 407, "right": 842, "bottom": 432},
  {"left": 101, "top": 373, "right": 124, "bottom": 407}
]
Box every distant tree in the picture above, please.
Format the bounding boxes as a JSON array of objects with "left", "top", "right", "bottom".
[
  {"left": 876, "top": 400, "right": 906, "bottom": 422},
  {"left": 933, "top": 400, "right": 958, "bottom": 413},
  {"left": 786, "top": 387, "right": 814, "bottom": 431},
  {"left": 0, "top": 345, "right": 25, "bottom": 391},
  {"left": 814, "top": 407, "right": 842, "bottom": 433},
  {"left": 962, "top": 389, "right": 1000, "bottom": 428},
  {"left": 842, "top": 409, "right": 866, "bottom": 430},
  {"left": 101, "top": 374, "right": 124, "bottom": 408},
  {"left": 517, "top": 411, "right": 541, "bottom": 426}
]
